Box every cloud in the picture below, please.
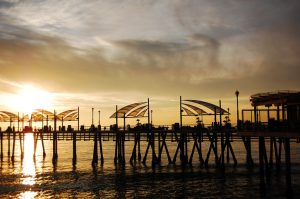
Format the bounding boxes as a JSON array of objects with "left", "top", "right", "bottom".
[
  {"left": 112, "top": 33, "right": 221, "bottom": 82},
  {"left": 0, "top": 0, "right": 17, "bottom": 9},
  {"left": 0, "top": 0, "right": 300, "bottom": 102}
]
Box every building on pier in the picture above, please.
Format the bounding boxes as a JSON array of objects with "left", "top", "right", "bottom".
[
  {"left": 250, "top": 90, "right": 300, "bottom": 131},
  {"left": 239, "top": 90, "right": 300, "bottom": 196}
]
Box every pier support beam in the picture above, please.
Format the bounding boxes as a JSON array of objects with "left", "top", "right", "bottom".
[
  {"left": 98, "top": 125, "right": 104, "bottom": 165},
  {"left": 18, "top": 130, "right": 23, "bottom": 160},
  {"left": 142, "top": 128, "right": 158, "bottom": 166},
  {"left": 52, "top": 111, "right": 58, "bottom": 165},
  {"left": 242, "top": 136, "right": 254, "bottom": 168},
  {"left": 92, "top": 125, "right": 98, "bottom": 167},
  {"left": 204, "top": 127, "right": 219, "bottom": 167},
  {"left": 172, "top": 130, "right": 189, "bottom": 166},
  {"left": 91, "top": 125, "right": 104, "bottom": 167},
  {"left": 114, "top": 106, "right": 125, "bottom": 166},
  {"left": 114, "top": 128, "right": 125, "bottom": 165},
  {"left": 11, "top": 127, "right": 16, "bottom": 162},
  {"left": 143, "top": 99, "right": 158, "bottom": 167},
  {"left": 219, "top": 126, "right": 237, "bottom": 167},
  {"left": 157, "top": 128, "right": 172, "bottom": 164},
  {"left": 72, "top": 127, "right": 77, "bottom": 166},
  {"left": 130, "top": 128, "right": 141, "bottom": 164},
  {"left": 34, "top": 130, "right": 46, "bottom": 159},
  {"left": 188, "top": 128, "right": 204, "bottom": 166},
  {"left": 0, "top": 127, "right": 3, "bottom": 161},
  {"left": 7, "top": 127, "right": 11, "bottom": 157}
]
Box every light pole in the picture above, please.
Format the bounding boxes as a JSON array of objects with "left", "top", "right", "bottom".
[
  {"left": 235, "top": 90, "right": 240, "bottom": 128},
  {"left": 151, "top": 110, "right": 153, "bottom": 126},
  {"left": 92, "top": 108, "right": 94, "bottom": 126},
  {"left": 98, "top": 110, "right": 100, "bottom": 126}
]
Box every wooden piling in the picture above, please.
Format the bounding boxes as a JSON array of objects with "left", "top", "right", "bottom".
[
  {"left": 114, "top": 105, "right": 125, "bottom": 165},
  {"left": 18, "top": 131, "right": 23, "bottom": 159},
  {"left": 204, "top": 129, "right": 218, "bottom": 167},
  {"left": 92, "top": 125, "right": 98, "bottom": 167},
  {"left": 188, "top": 128, "right": 204, "bottom": 166},
  {"left": 158, "top": 129, "right": 161, "bottom": 163},
  {"left": 149, "top": 98, "right": 158, "bottom": 166},
  {"left": 33, "top": 131, "right": 38, "bottom": 158},
  {"left": 72, "top": 128, "right": 77, "bottom": 166},
  {"left": 176, "top": 96, "right": 188, "bottom": 166},
  {"left": 220, "top": 100, "right": 225, "bottom": 169},
  {"left": 17, "top": 113, "right": 23, "bottom": 160},
  {"left": 157, "top": 129, "right": 172, "bottom": 164},
  {"left": 52, "top": 111, "right": 58, "bottom": 164},
  {"left": 98, "top": 125, "right": 104, "bottom": 165},
  {"left": 22, "top": 129, "right": 25, "bottom": 160},
  {"left": 122, "top": 114, "right": 126, "bottom": 165},
  {"left": 130, "top": 128, "right": 138, "bottom": 164},
  {"left": 137, "top": 130, "right": 141, "bottom": 161},
  {"left": 0, "top": 127, "right": 2, "bottom": 161},
  {"left": 11, "top": 127, "right": 16, "bottom": 161},
  {"left": 219, "top": 124, "right": 237, "bottom": 167},
  {"left": 114, "top": 128, "right": 118, "bottom": 164},
  {"left": 198, "top": 128, "right": 204, "bottom": 165},
  {"left": 41, "top": 130, "right": 46, "bottom": 158},
  {"left": 7, "top": 127, "right": 11, "bottom": 157}
]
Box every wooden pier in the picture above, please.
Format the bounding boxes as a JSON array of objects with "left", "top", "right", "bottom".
[{"left": 0, "top": 91, "right": 300, "bottom": 197}]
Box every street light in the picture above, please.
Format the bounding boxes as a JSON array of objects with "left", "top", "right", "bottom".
[
  {"left": 151, "top": 110, "right": 153, "bottom": 126},
  {"left": 98, "top": 110, "right": 100, "bottom": 126},
  {"left": 235, "top": 90, "right": 240, "bottom": 128},
  {"left": 92, "top": 108, "right": 94, "bottom": 126}
]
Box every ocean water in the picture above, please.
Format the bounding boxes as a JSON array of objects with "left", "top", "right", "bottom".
[{"left": 0, "top": 133, "right": 300, "bottom": 198}]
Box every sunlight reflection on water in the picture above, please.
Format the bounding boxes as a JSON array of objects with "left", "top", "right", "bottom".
[
  {"left": 19, "top": 191, "right": 37, "bottom": 199},
  {"left": 22, "top": 133, "right": 36, "bottom": 185}
]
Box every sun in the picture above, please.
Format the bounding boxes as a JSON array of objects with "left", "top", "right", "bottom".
[{"left": 8, "top": 84, "right": 54, "bottom": 114}]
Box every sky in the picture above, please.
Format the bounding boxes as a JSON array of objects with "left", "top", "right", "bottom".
[{"left": 0, "top": 0, "right": 300, "bottom": 127}]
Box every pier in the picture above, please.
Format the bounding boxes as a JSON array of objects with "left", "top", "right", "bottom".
[{"left": 0, "top": 91, "right": 300, "bottom": 197}]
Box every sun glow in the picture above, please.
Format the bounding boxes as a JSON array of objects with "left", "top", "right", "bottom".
[{"left": 8, "top": 85, "right": 54, "bottom": 114}]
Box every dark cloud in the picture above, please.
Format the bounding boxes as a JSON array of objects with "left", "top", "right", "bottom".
[
  {"left": 0, "top": 1, "right": 16, "bottom": 9},
  {"left": 174, "top": 0, "right": 300, "bottom": 40},
  {"left": 113, "top": 34, "right": 221, "bottom": 81}
]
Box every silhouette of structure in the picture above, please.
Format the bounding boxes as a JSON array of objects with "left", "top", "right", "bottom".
[
  {"left": 0, "top": 91, "right": 300, "bottom": 197},
  {"left": 238, "top": 90, "right": 300, "bottom": 196}
]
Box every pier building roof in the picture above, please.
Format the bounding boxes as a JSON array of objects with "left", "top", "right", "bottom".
[{"left": 250, "top": 90, "right": 300, "bottom": 106}]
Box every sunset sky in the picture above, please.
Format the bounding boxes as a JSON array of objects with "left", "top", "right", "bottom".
[{"left": 0, "top": 0, "right": 299, "bottom": 126}]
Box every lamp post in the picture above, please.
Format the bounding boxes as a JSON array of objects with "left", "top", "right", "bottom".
[
  {"left": 235, "top": 90, "right": 240, "bottom": 128},
  {"left": 151, "top": 110, "right": 153, "bottom": 126},
  {"left": 92, "top": 108, "right": 94, "bottom": 126},
  {"left": 98, "top": 110, "right": 100, "bottom": 126}
]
